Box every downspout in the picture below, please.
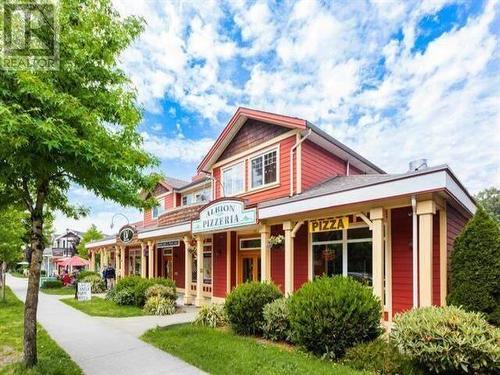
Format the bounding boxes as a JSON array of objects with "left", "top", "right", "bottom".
[
  {"left": 290, "top": 129, "right": 312, "bottom": 197},
  {"left": 411, "top": 195, "right": 418, "bottom": 308},
  {"left": 346, "top": 160, "right": 350, "bottom": 176}
]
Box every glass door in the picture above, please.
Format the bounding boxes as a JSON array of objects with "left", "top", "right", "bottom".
[{"left": 239, "top": 252, "right": 261, "bottom": 283}]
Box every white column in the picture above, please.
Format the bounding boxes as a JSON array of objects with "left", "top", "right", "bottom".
[
  {"left": 283, "top": 221, "right": 294, "bottom": 295},
  {"left": 226, "top": 231, "right": 231, "bottom": 294},
  {"left": 183, "top": 236, "right": 193, "bottom": 305},
  {"left": 140, "top": 242, "right": 147, "bottom": 278},
  {"left": 147, "top": 241, "right": 154, "bottom": 279},
  {"left": 120, "top": 246, "right": 126, "bottom": 278},
  {"left": 439, "top": 207, "right": 447, "bottom": 306},
  {"left": 195, "top": 235, "right": 204, "bottom": 306},
  {"left": 114, "top": 247, "right": 120, "bottom": 279},
  {"left": 370, "top": 207, "right": 385, "bottom": 304},
  {"left": 90, "top": 250, "right": 96, "bottom": 272},
  {"left": 260, "top": 224, "right": 271, "bottom": 281},
  {"left": 417, "top": 200, "right": 436, "bottom": 307}
]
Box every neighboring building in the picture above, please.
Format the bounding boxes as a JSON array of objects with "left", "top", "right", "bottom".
[
  {"left": 86, "top": 107, "right": 475, "bottom": 322},
  {"left": 43, "top": 229, "right": 83, "bottom": 275}
]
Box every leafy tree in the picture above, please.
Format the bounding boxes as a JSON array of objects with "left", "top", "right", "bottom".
[
  {"left": 0, "top": 206, "right": 26, "bottom": 300},
  {"left": 475, "top": 187, "right": 500, "bottom": 222},
  {"left": 0, "top": 0, "right": 159, "bottom": 366},
  {"left": 77, "top": 224, "right": 103, "bottom": 259},
  {"left": 447, "top": 207, "right": 500, "bottom": 325}
]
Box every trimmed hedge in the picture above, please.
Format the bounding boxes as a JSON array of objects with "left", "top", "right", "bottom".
[
  {"left": 76, "top": 270, "right": 100, "bottom": 281},
  {"left": 224, "top": 281, "right": 282, "bottom": 335},
  {"left": 288, "top": 276, "right": 382, "bottom": 359},
  {"left": 143, "top": 296, "right": 176, "bottom": 315},
  {"left": 80, "top": 274, "right": 106, "bottom": 293},
  {"left": 41, "top": 280, "right": 63, "bottom": 289},
  {"left": 391, "top": 306, "right": 500, "bottom": 374},
  {"left": 447, "top": 207, "right": 500, "bottom": 325},
  {"left": 114, "top": 276, "right": 176, "bottom": 306},
  {"left": 194, "top": 304, "right": 226, "bottom": 328},
  {"left": 261, "top": 298, "right": 292, "bottom": 342}
]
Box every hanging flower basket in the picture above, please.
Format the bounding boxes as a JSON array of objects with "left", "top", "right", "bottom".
[
  {"left": 268, "top": 234, "right": 285, "bottom": 250},
  {"left": 188, "top": 238, "right": 197, "bottom": 256}
]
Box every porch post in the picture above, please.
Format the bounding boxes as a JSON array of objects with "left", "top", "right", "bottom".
[
  {"left": 114, "top": 247, "right": 120, "bottom": 279},
  {"left": 370, "top": 207, "right": 385, "bottom": 304},
  {"left": 90, "top": 250, "right": 95, "bottom": 272},
  {"left": 102, "top": 248, "right": 108, "bottom": 268},
  {"left": 147, "top": 241, "right": 154, "bottom": 279},
  {"left": 120, "top": 246, "right": 126, "bottom": 278},
  {"left": 183, "top": 236, "right": 193, "bottom": 305},
  {"left": 140, "top": 242, "right": 147, "bottom": 278},
  {"left": 195, "top": 235, "right": 204, "bottom": 306},
  {"left": 417, "top": 200, "right": 436, "bottom": 307},
  {"left": 260, "top": 224, "right": 271, "bottom": 281},
  {"left": 283, "top": 221, "right": 294, "bottom": 295}
]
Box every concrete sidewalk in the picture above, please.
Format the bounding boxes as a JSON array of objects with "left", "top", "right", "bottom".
[{"left": 7, "top": 275, "right": 204, "bottom": 375}]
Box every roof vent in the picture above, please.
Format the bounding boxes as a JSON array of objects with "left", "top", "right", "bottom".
[{"left": 409, "top": 159, "right": 428, "bottom": 172}]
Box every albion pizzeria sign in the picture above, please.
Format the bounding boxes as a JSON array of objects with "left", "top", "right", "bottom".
[{"left": 192, "top": 200, "right": 257, "bottom": 234}]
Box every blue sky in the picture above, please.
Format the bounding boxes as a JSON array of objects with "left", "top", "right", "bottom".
[{"left": 55, "top": 0, "right": 500, "bottom": 234}]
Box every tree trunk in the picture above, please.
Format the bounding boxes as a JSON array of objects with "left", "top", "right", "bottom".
[{"left": 23, "top": 213, "right": 44, "bottom": 367}]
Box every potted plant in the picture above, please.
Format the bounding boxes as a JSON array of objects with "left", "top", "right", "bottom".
[{"left": 268, "top": 235, "right": 285, "bottom": 250}]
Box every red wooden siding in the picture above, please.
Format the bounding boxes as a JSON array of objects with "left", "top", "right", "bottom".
[
  {"left": 391, "top": 207, "right": 413, "bottom": 315},
  {"left": 294, "top": 223, "right": 309, "bottom": 291},
  {"left": 432, "top": 213, "right": 440, "bottom": 305},
  {"left": 173, "top": 243, "right": 185, "bottom": 288},
  {"left": 230, "top": 231, "right": 237, "bottom": 289},
  {"left": 446, "top": 203, "right": 470, "bottom": 260},
  {"left": 143, "top": 209, "right": 156, "bottom": 227},
  {"left": 217, "top": 119, "right": 288, "bottom": 162},
  {"left": 164, "top": 193, "right": 174, "bottom": 210},
  {"left": 301, "top": 140, "right": 348, "bottom": 191},
  {"left": 212, "top": 232, "right": 227, "bottom": 298},
  {"left": 270, "top": 225, "right": 285, "bottom": 292}
]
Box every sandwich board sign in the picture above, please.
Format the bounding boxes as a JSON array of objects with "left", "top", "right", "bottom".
[{"left": 77, "top": 282, "right": 91, "bottom": 301}]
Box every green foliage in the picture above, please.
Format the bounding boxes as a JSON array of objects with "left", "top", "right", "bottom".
[
  {"left": 261, "top": 298, "right": 293, "bottom": 342},
  {"left": 143, "top": 296, "right": 176, "bottom": 315},
  {"left": 0, "top": 206, "right": 26, "bottom": 266},
  {"left": 113, "top": 288, "right": 136, "bottom": 306},
  {"left": 145, "top": 284, "right": 176, "bottom": 302},
  {"left": 76, "top": 225, "right": 103, "bottom": 259},
  {"left": 134, "top": 278, "right": 176, "bottom": 306},
  {"left": 80, "top": 274, "right": 106, "bottom": 293},
  {"left": 41, "top": 280, "right": 63, "bottom": 289},
  {"left": 115, "top": 275, "right": 143, "bottom": 291},
  {"left": 476, "top": 187, "right": 500, "bottom": 222},
  {"left": 447, "top": 207, "right": 500, "bottom": 324},
  {"left": 76, "top": 270, "right": 100, "bottom": 281},
  {"left": 288, "top": 276, "right": 382, "bottom": 359},
  {"left": 342, "top": 338, "right": 423, "bottom": 375},
  {"left": 391, "top": 306, "right": 500, "bottom": 374},
  {"left": 105, "top": 287, "right": 117, "bottom": 301},
  {"left": 224, "top": 281, "right": 282, "bottom": 335},
  {"left": 194, "top": 304, "right": 227, "bottom": 328}
]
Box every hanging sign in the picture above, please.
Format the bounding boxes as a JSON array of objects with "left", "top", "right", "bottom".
[
  {"left": 157, "top": 239, "right": 180, "bottom": 248},
  {"left": 192, "top": 200, "right": 257, "bottom": 233},
  {"left": 118, "top": 226, "right": 135, "bottom": 243},
  {"left": 309, "top": 216, "right": 349, "bottom": 233},
  {"left": 77, "top": 282, "right": 91, "bottom": 301}
]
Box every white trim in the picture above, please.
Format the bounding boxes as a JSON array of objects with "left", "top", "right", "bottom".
[
  {"left": 239, "top": 237, "right": 261, "bottom": 251},
  {"left": 221, "top": 161, "right": 246, "bottom": 197},
  {"left": 248, "top": 147, "right": 280, "bottom": 192},
  {"left": 260, "top": 170, "right": 474, "bottom": 219},
  {"left": 86, "top": 238, "right": 116, "bottom": 248},
  {"left": 138, "top": 222, "right": 191, "bottom": 239}
]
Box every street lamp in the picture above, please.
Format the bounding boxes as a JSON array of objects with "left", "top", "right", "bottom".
[{"left": 110, "top": 213, "right": 130, "bottom": 229}]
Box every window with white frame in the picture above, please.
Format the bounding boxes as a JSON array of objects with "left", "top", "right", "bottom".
[
  {"left": 181, "top": 187, "right": 211, "bottom": 206},
  {"left": 239, "top": 237, "right": 261, "bottom": 250},
  {"left": 250, "top": 150, "right": 277, "bottom": 189},
  {"left": 312, "top": 225, "right": 373, "bottom": 285},
  {"left": 152, "top": 205, "right": 160, "bottom": 219},
  {"left": 222, "top": 162, "right": 244, "bottom": 196}
]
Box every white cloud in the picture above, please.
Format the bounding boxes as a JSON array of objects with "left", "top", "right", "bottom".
[{"left": 142, "top": 132, "right": 214, "bottom": 163}]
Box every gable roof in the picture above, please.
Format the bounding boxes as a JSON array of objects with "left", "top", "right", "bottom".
[
  {"left": 162, "top": 177, "right": 190, "bottom": 190},
  {"left": 197, "top": 107, "right": 384, "bottom": 174}
]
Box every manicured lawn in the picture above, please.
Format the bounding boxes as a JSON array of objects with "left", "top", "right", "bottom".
[
  {"left": 40, "top": 287, "right": 76, "bottom": 296},
  {"left": 142, "top": 324, "right": 365, "bottom": 375},
  {"left": 0, "top": 287, "right": 82, "bottom": 375},
  {"left": 61, "top": 296, "right": 144, "bottom": 317}
]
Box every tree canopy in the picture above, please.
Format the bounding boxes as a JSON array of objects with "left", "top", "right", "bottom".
[
  {"left": 0, "top": 206, "right": 26, "bottom": 266},
  {"left": 0, "top": 0, "right": 160, "bottom": 366},
  {"left": 475, "top": 187, "right": 500, "bottom": 223},
  {"left": 77, "top": 224, "right": 103, "bottom": 259}
]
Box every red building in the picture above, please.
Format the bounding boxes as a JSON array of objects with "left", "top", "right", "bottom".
[{"left": 87, "top": 107, "right": 475, "bottom": 321}]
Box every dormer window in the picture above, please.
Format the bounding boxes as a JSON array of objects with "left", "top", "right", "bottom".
[
  {"left": 250, "top": 149, "right": 277, "bottom": 189},
  {"left": 152, "top": 205, "right": 160, "bottom": 219}
]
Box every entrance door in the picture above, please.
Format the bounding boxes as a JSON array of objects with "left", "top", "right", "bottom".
[
  {"left": 239, "top": 251, "right": 261, "bottom": 283},
  {"left": 163, "top": 256, "right": 173, "bottom": 279}
]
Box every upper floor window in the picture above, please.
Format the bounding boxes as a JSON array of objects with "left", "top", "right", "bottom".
[
  {"left": 182, "top": 188, "right": 211, "bottom": 206},
  {"left": 250, "top": 150, "right": 277, "bottom": 189},
  {"left": 152, "top": 205, "right": 160, "bottom": 219},
  {"left": 222, "top": 162, "right": 244, "bottom": 196}
]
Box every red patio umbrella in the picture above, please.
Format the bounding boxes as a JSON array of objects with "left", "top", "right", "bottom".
[{"left": 56, "top": 256, "right": 89, "bottom": 272}]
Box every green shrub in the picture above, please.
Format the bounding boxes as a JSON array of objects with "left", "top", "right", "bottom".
[
  {"left": 105, "top": 287, "right": 117, "bottom": 301},
  {"left": 145, "top": 284, "right": 176, "bottom": 302},
  {"left": 225, "top": 281, "right": 282, "bottom": 335},
  {"left": 288, "top": 276, "right": 382, "bottom": 359},
  {"left": 80, "top": 274, "right": 106, "bottom": 293},
  {"left": 261, "top": 298, "right": 292, "bottom": 342},
  {"left": 113, "top": 288, "right": 136, "bottom": 306},
  {"left": 391, "top": 306, "right": 500, "bottom": 374},
  {"left": 76, "top": 270, "right": 100, "bottom": 281},
  {"left": 194, "top": 304, "right": 226, "bottom": 328},
  {"left": 342, "top": 338, "right": 423, "bottom": 375},
  {"left": 143, "top": 296, "right": 176, "bottom": 315},
  {"left": 41, "top": 280, "right": 63, "bottom": 289},
  {"left": 115, "top": 275, "right": 143, "bottom": 291},
  {"left": 134, "top": 278, "right": 176, "bottom": 306},
  {"left": 447, "top": 207, "right": 500, "bottom": 325}
]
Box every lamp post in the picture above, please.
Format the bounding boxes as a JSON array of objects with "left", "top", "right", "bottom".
[{"left": 110, "top": 213, "right": 130, "bottom": 229}]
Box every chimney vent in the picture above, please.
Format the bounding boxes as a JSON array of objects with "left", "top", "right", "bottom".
[{"left": 409, "top": 159, "right": 428, "bottom": 172}]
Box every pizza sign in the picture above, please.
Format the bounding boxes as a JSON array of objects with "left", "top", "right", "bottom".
[{"left": 309, "top": 217, "right": 349, "bottom": 233}]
